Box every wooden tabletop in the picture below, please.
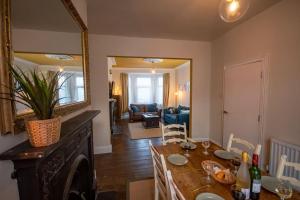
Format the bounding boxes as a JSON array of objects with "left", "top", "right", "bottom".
[{"left": 155, "top": 142, "right": 300, "bottom": 200}]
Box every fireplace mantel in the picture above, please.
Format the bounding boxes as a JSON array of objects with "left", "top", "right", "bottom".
[{"left": 0, "top": 110, "right": 100, "bottom": 200}]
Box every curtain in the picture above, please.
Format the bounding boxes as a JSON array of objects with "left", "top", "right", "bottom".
[
  {"left": 163, "top": 73, "right": 170, "bottom": 107},
  {"left": 120, "top": 73, "right": 129, "bottom": 113},
  {"left": 128, "top": 74, "right": 163, "bottom": 105}
]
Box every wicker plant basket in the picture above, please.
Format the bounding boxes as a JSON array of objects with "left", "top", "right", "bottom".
[{"left": 26, "top": 117, "right": 61, "bottom": 147}]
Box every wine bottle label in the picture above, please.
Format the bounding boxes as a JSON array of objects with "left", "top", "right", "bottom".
[
  {"left": 241, "top": 188, "right": 250, "bottom": 199},
  {"left": 252, "top": 179, "right": 261, "bottom": 193}
]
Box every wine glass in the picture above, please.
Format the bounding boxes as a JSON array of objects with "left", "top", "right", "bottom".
[
  {"left": 231, "top": 157, "right": 241, "bottom": 175},
  {"left": 201, "top": 161, "right": 214, "bottom": 185},
  {"left": 202, "top": 140, "right": 211, "bottom": 155},
  {"left": 183, "top": 142, "right": 191, "bottom": 157},
  {"left": 275, "top": 180, "right": 293, "bottom": 200},
  {"left": 231, "top": 184, "right": 246, "bottom": 200}
]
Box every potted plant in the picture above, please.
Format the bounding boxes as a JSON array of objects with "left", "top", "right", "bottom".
[{"left": 2, "top": 66, "right": 64, "bottom": 147}]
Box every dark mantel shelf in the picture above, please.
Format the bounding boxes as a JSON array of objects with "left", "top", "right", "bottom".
[{"left": 0, "top": 110, "right": 100, "bottom": 161}]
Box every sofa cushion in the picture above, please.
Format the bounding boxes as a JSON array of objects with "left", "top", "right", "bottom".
[
  {"left": 178, "top": 105, "right": 189, "bottom": 112},
  {"left": 168, "top": 107, "right": 178, "bottom": 114},
  {"left": 131, "top": 105, "right": 140, "bottom": 113},
  {"left": 179, "top": 110, "right": 190, "bottom": 114},
  {"left": 165, "top": 114, "right": 177, "bottom": 122},
  {"left": 146, "top": 103, "right": 157, "bottom": 112},
  {"left": 133, "top": 112, "right": 143, "bottom": 116}
]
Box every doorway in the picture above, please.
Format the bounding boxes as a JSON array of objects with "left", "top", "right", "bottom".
[
  {"left": 108, "top": 56, "right": 192, "bottom": 137},
  {"left": 223, "top": 60, "right": 265, "bottom": 153}
]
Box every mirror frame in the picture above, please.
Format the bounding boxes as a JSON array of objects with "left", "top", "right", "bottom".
[{"left": 0, "top": 0, "right": 91, "bottom": 134}]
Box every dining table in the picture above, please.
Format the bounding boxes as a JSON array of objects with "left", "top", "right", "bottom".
[{"left": 155, "top": 142, "right": 300, "bottom": 200}]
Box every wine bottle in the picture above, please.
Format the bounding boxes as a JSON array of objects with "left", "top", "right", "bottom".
[
  {"left": 249, "top": 154, "right": 261, "bottom": 200},
  {"left": 236, "top": 152, "right": 251, "bottom": 199}
]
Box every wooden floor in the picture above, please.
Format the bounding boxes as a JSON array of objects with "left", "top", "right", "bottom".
[{"left": 94, "top": 119, "right": 161, "bottom": 199}]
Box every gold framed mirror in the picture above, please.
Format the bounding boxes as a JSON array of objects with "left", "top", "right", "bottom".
[{"left": 0, "top": 0, "right": 90, "bottom": 134}]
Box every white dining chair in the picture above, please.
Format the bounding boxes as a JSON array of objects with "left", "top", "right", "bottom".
[
  {"left": 226, "top": 133, "right": 262, "bottom": 156},
  {"left": 276, "top": 154, "right": 300, "bottom": 187},
  {"left": 149, "top": 140, "right": 170, "bottom": 200},
  {"left": 166, "top": 170, "right": 185, "bottom": 200},
  {"left": 161, "top": 123, "right": 195, "bottom": 145}
]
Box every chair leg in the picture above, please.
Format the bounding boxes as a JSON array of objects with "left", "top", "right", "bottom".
[{"left": 154, "top": 184, "right": 159, "bottom": 200}]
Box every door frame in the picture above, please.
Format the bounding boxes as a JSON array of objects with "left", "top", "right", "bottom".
[{"left": 221, "top": 55, "right": 270, "bottom": 166}]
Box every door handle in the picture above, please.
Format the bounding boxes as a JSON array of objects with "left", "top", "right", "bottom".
[{"left": 223, "top": 110, "right": 228, "bottom": 114}]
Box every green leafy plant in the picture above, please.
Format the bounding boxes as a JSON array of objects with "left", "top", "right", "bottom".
[{"left": 1, "top": 66, "right": 66, "bottom": 120}]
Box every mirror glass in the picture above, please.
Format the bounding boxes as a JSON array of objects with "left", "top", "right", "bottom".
[{"left": 11, "top": 0, "right": 84, "bottom": 115}]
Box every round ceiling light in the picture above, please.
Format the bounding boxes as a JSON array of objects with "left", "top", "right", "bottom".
[
  {"left": 143, "top": 58, "right": 163, "bottom": 63},
  {"left": 219, "top": 0, "right": 250, "bottom": 23},
  {"left": 45, "top": 54, "right": 73, "bottom": 61}
]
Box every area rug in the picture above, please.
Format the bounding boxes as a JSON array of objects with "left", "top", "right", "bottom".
[
  {"left": 128, "top": 179, "right": 154, "bottom": 200},
  {"left": 128, "top": 122, "right": 162, "bottom": 140}
]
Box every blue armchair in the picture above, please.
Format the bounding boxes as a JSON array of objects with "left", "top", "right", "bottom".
[{"left": 163, "top": 105, "right": 190, "bottom": 129}]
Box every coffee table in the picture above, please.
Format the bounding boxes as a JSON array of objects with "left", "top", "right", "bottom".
[{"left": 142, "top": 113, "right": 160, "bottom": 129}]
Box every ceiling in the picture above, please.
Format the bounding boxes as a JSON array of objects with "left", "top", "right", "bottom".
[
  {"left": 11, "top": 0, "right": 80, "bottom": 33},
  {"left": 112, "top": 57, "right": 189, "bottom": 68},
  {"left": 14, "top": 53, "right": 82, "bottom": 66},
  {"left": 87, "top": 0, "right": 282, "bottom": 41}
]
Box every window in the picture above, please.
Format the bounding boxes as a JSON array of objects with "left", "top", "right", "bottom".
[
  {"left": 156, "top": 77, "right": 163, "bottom": 104},
  {"left": 129, "top": 74, "right": 163, "bottom": 105},
  {"left": 76, "top": 76, "right": 85, "bottom": 102},
  {"left": 58, "top": 72, "right": 84, "bottom": 105}
]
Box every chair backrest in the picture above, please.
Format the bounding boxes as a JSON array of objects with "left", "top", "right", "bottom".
[
  {"left": 276, "top": 154, "right": 300, "bottom": 187},
  {"left": 162, "top": 123, "right": 187, "bottom": 145},
  {"left": 226, "top": 133, "right": 261, "bottom": 156},
  {"left": 166, "top": 170, "right": 185, "bottom": 200},
  {"left": 149, "top": 140, "right": 169, "bottom": 200}
]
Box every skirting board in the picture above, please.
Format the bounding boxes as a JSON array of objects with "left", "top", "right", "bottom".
[{"left": 94, "top": 145, "right": 112, "bottom": 154}]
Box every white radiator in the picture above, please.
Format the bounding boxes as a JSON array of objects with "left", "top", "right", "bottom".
[{"left": 269, "top": 138, "right": 300, "bottom": 179}]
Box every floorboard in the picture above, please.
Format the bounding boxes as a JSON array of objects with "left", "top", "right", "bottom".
[{"left": 94, "top": 119, "right": 161, "bottom": 199}]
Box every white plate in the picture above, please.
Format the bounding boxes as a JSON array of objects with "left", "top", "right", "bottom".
[
  {"left": 195, "top": 193, "right": 224, "bottom": 200},
  {"left": 180, "top": 142, "right": 197, "bottom": 150},
  {"left": 167, "top": 154, "right": 188, "bottom": 166},
  {"left": 213, "top": 150, "right": 235, "bottom": 160},
  {"left": 261, "top": 176, "right": 281, "bottom": 194}
]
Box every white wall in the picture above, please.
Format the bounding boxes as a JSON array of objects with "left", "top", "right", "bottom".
[
  {"left": 12, "top": 29, "right": 81, "bottom": 54},
  {"left": 210, "top": 0, "right": 300, "bottom": 166},
  {"left": 89, "top": 34, "right": 211, "bottom": 151},
  {"left": 111, "top": 68, "right": 176, "bottom": 107},
  {"left": 175, "top": 61, "right": 190, "bottom": 107}
]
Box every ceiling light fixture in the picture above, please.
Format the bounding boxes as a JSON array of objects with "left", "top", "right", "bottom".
[
  {"left": 151, "top": 68, "right": 156, "bottom": 74},
  {"left": 45, "top": 54, "right": 73, "bottom": 61},
  {"left": 219, "top": 0, "right": 250, "bottom": 23},
  {"left": 143, "top": 58, "right": 163, "bottom": 63}
]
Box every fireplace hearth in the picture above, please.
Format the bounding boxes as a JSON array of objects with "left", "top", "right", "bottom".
[{"left": 0, "top": 110, "right": 100, "bottom": 200}]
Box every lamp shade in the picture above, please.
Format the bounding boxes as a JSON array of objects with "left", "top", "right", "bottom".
[{"left": 219, "top": 0, "right": 250, "bottom": 23}]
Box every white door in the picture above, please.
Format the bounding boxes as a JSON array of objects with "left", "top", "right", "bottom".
[{"left": 223, "top": 61, "right": 263, "bottom": 151}]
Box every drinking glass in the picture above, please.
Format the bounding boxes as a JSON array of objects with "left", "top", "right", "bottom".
[
  {"left": 202, "top": 140, "right": 211, "bottom": 155},
  {"left": 183, "top": 142, "right": 191, "bottom": 157},
  {"left": 275, "top": 180, "right": 293, "bottom": 200},
  {"left": 202, "top": 161, "right": 214, "bottom": 185},
  {"left": 231, "top": 184, "right": 246, "bottom": 200},
  {"left": 231, "top": 157, "right": 241, "bottom": 175}
]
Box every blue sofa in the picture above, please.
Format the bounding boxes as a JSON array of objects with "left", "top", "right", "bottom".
[{"left": 163, "top": 105, "right": 190, "bottom": 129}]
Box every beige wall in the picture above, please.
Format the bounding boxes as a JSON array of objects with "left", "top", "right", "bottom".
[
  {"left": 175, "top": 61, "right": 191, "bottom": 107},
  {"left": 111, "top": 68, "right": 176, "bottom": 107},
  {"left": 210, "top": 0, "right": 300, "bottom": 166},
  {"left": 0, "top": 2, "right": 89, "bottom": 199},
  {"left": 12, "top": 29, "right": 81, "bottom": 54},
  {"left": 89, "top": 34, "right": 211, "bottom": 152},
  {"left": 71, "top": 0, "right": 88, "bottom": 26}
]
